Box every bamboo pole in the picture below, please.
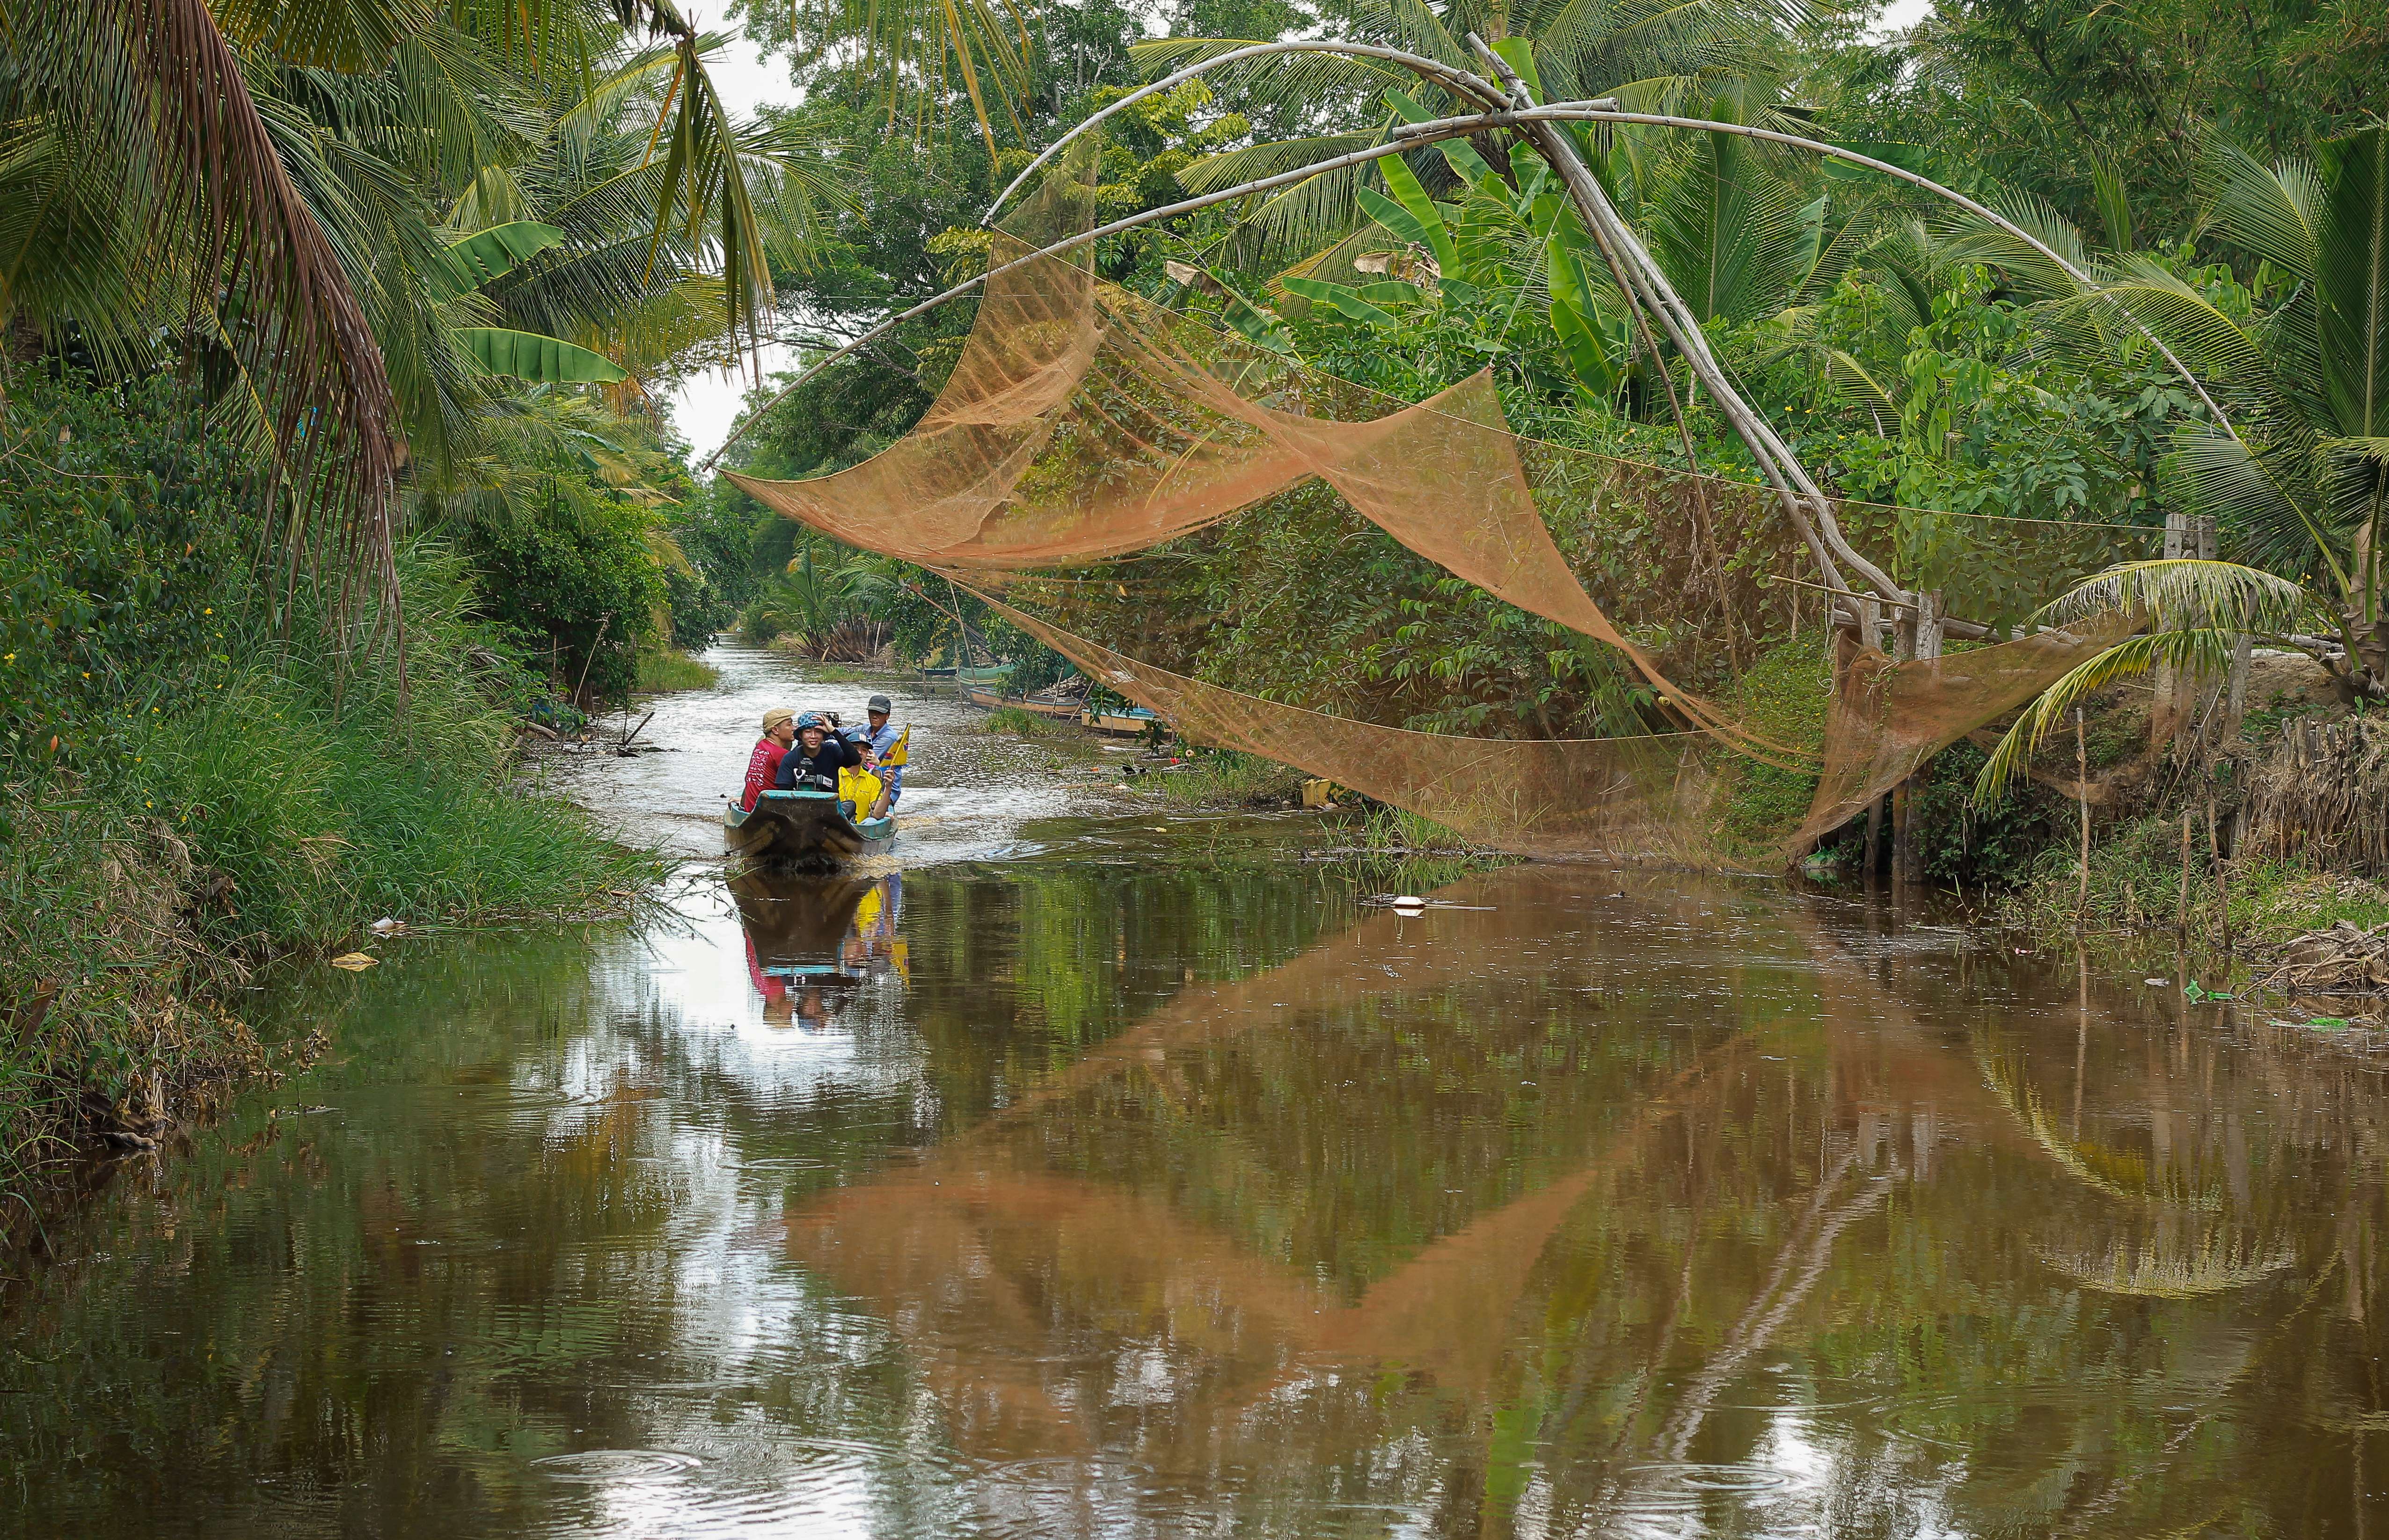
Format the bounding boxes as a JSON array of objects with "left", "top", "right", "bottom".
[
  {"left": 2178, "top": 807, "right": 2193, "bottom": 939},
  {"left": 1461, "top": 43, "right": 1899, "bottom": 607}
]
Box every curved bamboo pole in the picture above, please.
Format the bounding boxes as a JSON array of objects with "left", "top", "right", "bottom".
[
  {"left": 697, "top": 125, "right": 1498, "bottom": 471},
  {"left": 978, "top": 41, "right": 1512, "bottom": 228}
]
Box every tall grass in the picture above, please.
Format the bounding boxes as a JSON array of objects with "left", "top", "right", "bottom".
[
  {"left": 1154, "top": 749, "right": 1307, "bottom": 808},
  {"left": 636, "top": 648, "right": 720, "bottom": 693},
  {"left": 1998, "top": 812, "right": 2389, "bottom": 954},
  {"left": 981, "top": 704, "right": 1077, "bottom": 738},
  {"left": 0, "top": 543, "right": 660, "bottom": 1181}
]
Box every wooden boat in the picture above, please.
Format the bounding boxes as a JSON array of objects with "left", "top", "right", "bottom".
[
  {"left": 724, "top": 788, "right": 896, "bottom": 870},
  {"left": 1081, "top": 705, "right": 1165, "bottom": 737}
]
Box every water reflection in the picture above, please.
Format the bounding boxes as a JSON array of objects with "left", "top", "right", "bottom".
[
  {"left": 3, "top": 859, "right": 2387, "bottom": 1537},
  {"left": 734, "top": 870, "right": 908, "bottom": 1029}
]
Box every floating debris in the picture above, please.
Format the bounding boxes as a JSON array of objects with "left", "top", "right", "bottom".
[{"left": 329, "top": 952, "right": 378, "bottom": 971}]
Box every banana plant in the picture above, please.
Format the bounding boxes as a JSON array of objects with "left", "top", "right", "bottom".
[
  {"left": 1266, "top": 81, "right": 1641, "bottom": 403},
  {"left": 434, "top": 221, "right": 629, "bottom": 384}
]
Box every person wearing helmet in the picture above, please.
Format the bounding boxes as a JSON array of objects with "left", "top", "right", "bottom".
[
  {"left": 773, "top": 709, "right": 866, "bottom": 798},
  {"left": 858, "top": 693, "right": 907, "bottom": 818},
  {"left": 739, "top": 706, "right": 797, "bottom": 812}
]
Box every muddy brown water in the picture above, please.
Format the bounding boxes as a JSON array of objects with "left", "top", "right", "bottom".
[{"left": 4, "top": 645, "right": 2387, "bottom": 1535}]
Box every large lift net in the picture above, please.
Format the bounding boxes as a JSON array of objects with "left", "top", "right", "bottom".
[{"left": 729, "top": 149, "right": 2141, "bottom": 864}]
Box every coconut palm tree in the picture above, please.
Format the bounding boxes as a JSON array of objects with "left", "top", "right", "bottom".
[
  {"left": 1972, "top": 124, "right": 2389, "bottom": 800},
  {"left": 0, "top": 0, "right": 830, "bottom": 616},
  {"left": 1138, "top": 0, "right": 1815, "bottom": 264}
]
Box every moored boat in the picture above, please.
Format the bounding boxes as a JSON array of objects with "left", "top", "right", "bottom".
[
  {"left": 724, "top": 788, "right": 896, "bottom": 870},
  {"left": 964, "top": 687, "right": 1083, "bottom": 718},
  {"left": 1081, "top": 705, "right": 1164, "bottom": 737}
]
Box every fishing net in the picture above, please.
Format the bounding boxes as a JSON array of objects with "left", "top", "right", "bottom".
[
  {"left": 979, "top": 591, "right": 1723, "bottom": 863},
  {"left": 1789, "top": 613, "right": 2140, "bottom": 850},
  {"left": 727, "top": 147, "right": 2155, "bottom": 864}
]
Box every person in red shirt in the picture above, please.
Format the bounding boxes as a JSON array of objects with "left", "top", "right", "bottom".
[{"left": 739, "top": 706, "right": 796, "bottom": 811}]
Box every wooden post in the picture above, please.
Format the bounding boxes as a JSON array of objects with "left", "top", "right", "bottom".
[
  {"left": 2210, "top": 796, "right": 2231, "bottom": 954},
  {"left": 2075, "top": 708, "right": 2090, "bottom": 923},
  {"left": 1896, "top": 593, "right": 1943, "bottom": 885},
  {"left": 2177, "top": 808, "right": 2193, "bottom": 938}
]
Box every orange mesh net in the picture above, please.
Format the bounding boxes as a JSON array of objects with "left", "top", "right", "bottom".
[
  {"left": 726, "top": 149, "right": 2151, "bottom": 864},
  {"left": 1789, "top": 613, "right": 2139, "bottom": 850},
  {"left": 978, "top": 591, "right": 1723, "bottom": 863},
  {"left": 732, "top": 261, "right": 1790, "bottom": 754}
]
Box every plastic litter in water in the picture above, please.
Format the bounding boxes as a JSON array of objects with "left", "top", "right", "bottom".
[{"left": 329, "top": 953, "right": 378, "bottom": 971}]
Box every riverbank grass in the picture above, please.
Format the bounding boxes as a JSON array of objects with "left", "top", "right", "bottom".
[
  {"left": 980, "top": 704, "right": 1079, "bottom": 738},
  {"left": 636, "top": 647, "right": 720, "bottom": 693},
  {"left": 1155, "top": 749, "right": 1308, "bottom": 809},
  {"left": 1999, "top": 815, "right": 2389, "bottom": 955},
  {"left": 2, "top": 540, "right": 661, "bottom": 1182}
]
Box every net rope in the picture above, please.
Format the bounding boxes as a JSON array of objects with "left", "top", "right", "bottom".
[{"left": 728, "top": 146, "right": 2145, "bottom": 862}]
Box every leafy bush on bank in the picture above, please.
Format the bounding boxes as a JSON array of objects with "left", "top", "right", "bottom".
[{"left": 0, "top": 371, "right": 658, "bottom": 1178}]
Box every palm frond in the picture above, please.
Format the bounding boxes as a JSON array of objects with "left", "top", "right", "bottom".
[
  {"left": 16, "top": 0, "right": 405, "bottom": 622},
  {"left": 1973, "top": 628, "right": 2231, "bottom": 805},
  {"left": 2037, "top": 558, "right": 2316, "bottom": 632},
  {"left": 2171, "top": 424, "right": 2342, "bottom": 577},
  {"left": 2203, "top": 139, "right": 2322, "bottom": 283},
  {"left": 1936, "top": 188, "right": 2097, "bottom": 299}
]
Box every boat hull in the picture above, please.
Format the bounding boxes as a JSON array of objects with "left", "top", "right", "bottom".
[
  {"left": 1081, "top": 709, "right": 1162, "bottom": 737},
  {"left": 724, "top": 789, "right": 896, "bottom": 871},
  {"left": 965, "top": 688, "right": 1081, "bottom": 718}
]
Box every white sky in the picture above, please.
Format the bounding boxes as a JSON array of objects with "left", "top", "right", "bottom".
[
  {"left": 1869, "top": 0, "right": 1933, "bottom": 39},
  {"left": 664, "top": 0, "right": 1945, "bottom": 465},
  {"left": 663, "top": 5, "right": 800, "bottom": 467}
]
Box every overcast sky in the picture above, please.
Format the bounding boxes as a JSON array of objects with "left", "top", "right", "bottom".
[{"left": 664, "top": 0, "right": 1943, "bottom": 466}]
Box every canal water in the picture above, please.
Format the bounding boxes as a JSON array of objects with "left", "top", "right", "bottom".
[{"left": 4, "top": 645, "right": 2385, "bottom": 1536}]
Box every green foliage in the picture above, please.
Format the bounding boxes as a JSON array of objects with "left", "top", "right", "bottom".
[
  {"left": 0, "top": 375, "right": 660, "bottom": 1172},
  {"left": 0, "top": 371, "right": 250, "bottom": 781},
  {"left": 1717, "top": 636, "right": 1834, "bottom": 851},
  {"left": 1907, "top": 739, "right": 2067, "bottom": 890},
  {"left": 1797, "top": 0, "right": 2389, "bottom": 230},
  {"left": 463, "top": 493, "right": 666, "bottom": 706}
]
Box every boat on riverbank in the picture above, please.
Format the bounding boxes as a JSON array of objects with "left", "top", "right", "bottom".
[
  {"left": 1081, "top": 705, "right": 1164, "bottom": 737},
  {"left": 724, "top": 788, "right": 896, "bottom": 870},
  {"left": 965, "top": 686, "right": 1082, "bottom": 718}
]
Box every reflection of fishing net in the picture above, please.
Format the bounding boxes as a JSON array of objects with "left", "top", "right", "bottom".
[{"left": 728, "top": 146, "right": 2151, "bottom": 864}]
